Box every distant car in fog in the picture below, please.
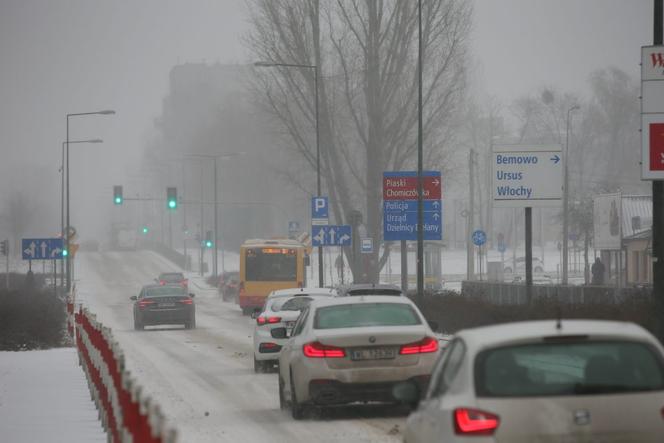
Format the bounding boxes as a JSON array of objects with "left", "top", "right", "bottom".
[
  {"left": 503, "top": 256, "right": 544, "bottom": 274},
  {"left": 131, "top": 284, "right": 196, "bottom": 330},
  {"left": 218, "top": 271, "right": 240, "bottom": 302},
  {"left": 156, "top": 272, "right": 188, "bottom": 289}
]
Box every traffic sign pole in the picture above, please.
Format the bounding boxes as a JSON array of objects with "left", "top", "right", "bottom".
[{"left": 525, "top": 207, "right": 533, "bottom": 303}]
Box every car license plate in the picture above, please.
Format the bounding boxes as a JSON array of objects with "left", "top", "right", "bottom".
[
  {"left": 350, "top": 347, "right": 396, "bottom": 361},
  {"left": 159, "top": 303, "right": 175, "bottom": 308}
]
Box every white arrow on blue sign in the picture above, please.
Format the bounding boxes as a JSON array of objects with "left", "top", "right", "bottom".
[
  {"left": 472, "top": 230, "right": 487, "bottom": 246},
  {"left": 22, "top": 238, "right": 64, "bottom": 260},
  {"left": 311, "top": 225, "right": 351, "bottom": 247}
]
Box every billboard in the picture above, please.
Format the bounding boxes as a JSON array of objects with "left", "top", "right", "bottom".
[{"left": 593, "top": 193, "right": 622, "bottom": 250}]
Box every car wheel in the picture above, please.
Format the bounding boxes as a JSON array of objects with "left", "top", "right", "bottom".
[
  {"left": 504, "top": 267, "right": 512, "bottom": 274},
  {"left": 278, "top": 376, "right": 287, "bottom": 410},
  {"left": 535, "top": 266, "right": 543, "bottom": 273},
  {"left": 290, "top": 370, "right": 305, "bottom": 420},
  {"left": 254, "top": 356, "right": 264, "bottom": 373}
]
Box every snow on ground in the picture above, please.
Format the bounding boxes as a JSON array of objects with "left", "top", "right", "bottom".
[{"left": 0, "top": 348, "right": 106, "bottom": 443}]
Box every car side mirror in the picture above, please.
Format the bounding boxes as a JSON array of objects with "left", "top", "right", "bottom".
[
  {"left": 130, "top": 296, "right": 137, "bottom": 301},
  {"left": 251, "top": 311, "right": 258, "bottom": 319},
  {"left": 189, "top": 293, "right": 195, "bottom": 298},
  {"left": 271, "top": 327, "right": 288, "bottom": 339},
  {"left": 427, "top": 320, "right": 439, "bottom": 332},
  {"left": 392, "top": 380, "right": 421, "bottom": 406}
]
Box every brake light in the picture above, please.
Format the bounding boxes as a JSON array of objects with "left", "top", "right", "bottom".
[
  {"left": 399, "top": 336, "right": 439, "bottom": 355},
  {"left": 138, "top": 299, "right": 155, "bottom": 309},
  {"left": 454, "top": 408, "right": 500, "bottom": 435},
  {"left": 180, "top": 298, "right": 193, "bottom": 305},
  {"left": 303, "top": 341, "right": 346, "bottom": 358},
  {"left": 159, "top": 280, "right": 165, "bottom": 285},
  {"left": 256, "top": 316, "right": 266, "bottom": 325},
  {"left": 267, "top": 316, "right": 281, "bottom": 324}
]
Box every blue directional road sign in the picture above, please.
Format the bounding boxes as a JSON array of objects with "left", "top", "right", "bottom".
[
  {"left": 311, "top": 196, "right": 329, "bottom": 222},
  {"left": 383, "top": 201, "right": 443, "bottom": 241},
  {"left": 311, "top": 225, "right": 352, "bottom": 247},
  {"left": 22, "top": 238, "right": 65, "bottom": 260},
  {"left": 472, "top": 230, "right": 487, "bottom": 246}
]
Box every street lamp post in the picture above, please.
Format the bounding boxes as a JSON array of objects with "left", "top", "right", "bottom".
[
  {"left": 254, "top": 60, "right": 323, "bottom": 287},
  {"left": 66, "top": 110, "right": 115, "bottom": 292},
  {"left": 60, "top": 139, "right": 102, "bottom": 287},
  {"left": 562, "top": 105, "right": 580, "bottom": 285},
  {"left": 185, "top": 153, "right": 242, "bottom": 278}
]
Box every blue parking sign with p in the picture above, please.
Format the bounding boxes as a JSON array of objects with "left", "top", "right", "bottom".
[{"left": 311, "top": 196, "right": 329, "bottom": 219}]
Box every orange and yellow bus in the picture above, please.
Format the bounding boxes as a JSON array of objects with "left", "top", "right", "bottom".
[{"left": 238, "top": 239, "right": 308, "bottom": 315}]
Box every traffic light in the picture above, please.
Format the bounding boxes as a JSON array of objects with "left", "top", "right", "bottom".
[
  {"left": 142, "top": 226, "right": 149, "bottom": 234},
  {"left": 113, "top": 185, "right": 123, "bottom": 205},
  {"left": 0, "top": 239, "right": 7, "bottom": 256},
  {"left": 205, "top": 230, "right": 213, "bottom": 248},
  {"left": 167, "top": 187, "right": 177, "bottom": 210},
  {"left": 62, "top": 248, "right": 68, "bottom": 257}
]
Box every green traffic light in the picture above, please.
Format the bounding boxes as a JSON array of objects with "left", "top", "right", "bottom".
[
  {"left": 205, "top": 240, "right": 213, "bottom": 248},
  {"left": 114, "top": 196, "right": 122, "bottom": 205},
  {"left": 168, "top": 200, "right": 177, "bottom": 209},
  {"left": 142, "top": 227, "right": 149, "bottom": 234},
  {"left": 62, "top": 249, "right": 68, "bottom": 257}
]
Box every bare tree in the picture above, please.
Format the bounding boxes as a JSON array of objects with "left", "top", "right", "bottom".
[
  {"left": 3, "top": 191, "right": 34, "bottom": 256},
  {"left": 247, "top": 0, "right": 471, "bottom": 282}
]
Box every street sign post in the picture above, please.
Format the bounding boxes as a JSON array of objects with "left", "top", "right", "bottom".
[
  {"left": 491, "top": 145, "right": 563, "bottom": 207},
  {"left": 383, "top": 171, "right": 442, "bottom": 241},
  {"left": 361, "top": 238, "right": 373, "bottom": 254},
  {"left": 22, "top": 238, "right": 65, "bottom": 260},
  {"left": 311, "top": 197, "right": 329, "bottom": 225},
  {"left": 311, "top": 225, "right": 352, "bottom": 247},
  {"left": 472, "top": 230, "right": 487, "bottom": 246}
]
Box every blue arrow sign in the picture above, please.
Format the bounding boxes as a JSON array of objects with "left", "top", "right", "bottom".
[
  {"left": 22, "top": 238, "right": 65, "bottom": 260},
  {"left": 383, "top": 200, "right": 442, "bottom": 241},
  {"left": 472, "top": 230, "right": 487, "bottom": 246},
  {"left": 311, "top": 225, "right": 352, "bottom": 247}
]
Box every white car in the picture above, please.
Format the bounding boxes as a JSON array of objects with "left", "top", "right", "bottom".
[
  {"left": 252, "top": 287, "right": 335, "bottom": 373},
  {"left": 277, "top": 296, "right": 441, "bottom": 419},
  {"left": 403, "top": 319, "right": 664, "bottom": 443}
]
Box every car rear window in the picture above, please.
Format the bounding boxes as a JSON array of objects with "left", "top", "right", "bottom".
[
  {"left": 347, "top": 289, "right": 402, "bottom": 296},
  {"left": 146, "top": 286, "right": 186, "bottom": 297},
  {"left": 314, "top": 303, "right": 421, "bottom": 329},
  {"left": 276, "top": 297, "right": 313, "bottom": 312},
  {"left": 160, "top": 273, "right": 184, "bottom": 281},
  {"left": 475, "top": 341, "right": 664, "bottom": 397}
]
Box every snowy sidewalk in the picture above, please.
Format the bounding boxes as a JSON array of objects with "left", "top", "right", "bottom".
[{"left": 0, "top": 348, "right": 106, "bottom": 443}]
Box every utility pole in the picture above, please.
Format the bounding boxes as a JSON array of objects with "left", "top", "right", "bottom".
[
  {"left": 467, "top": 150, "right": 475, "bottom": 280},
  {"left": 652, "top": 0, "right": 664, "bottom": 341},
  {"left": 416, "top": 0, "right": 425, "bottom": 305}
]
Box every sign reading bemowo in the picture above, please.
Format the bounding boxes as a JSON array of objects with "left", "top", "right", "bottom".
[{"left": 492, "top": 144, "right": 563, "bottom": 207}]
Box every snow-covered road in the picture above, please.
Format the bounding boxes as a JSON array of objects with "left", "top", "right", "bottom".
[{"left": 75, "top": 250, "right": 405, "bottom": 442}]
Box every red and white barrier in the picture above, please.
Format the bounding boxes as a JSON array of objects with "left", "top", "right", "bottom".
[{"left": 75, "top": 306, "right": 177, "bottom": 443}]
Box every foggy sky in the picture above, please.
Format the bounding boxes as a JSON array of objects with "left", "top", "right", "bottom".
[{"left": 0, "top": 0, "right": 653, "bottom": 240}]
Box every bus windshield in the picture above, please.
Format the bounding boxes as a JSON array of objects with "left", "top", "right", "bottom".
[{"left": 246, "top": 247, "right": 297, "bottom": 282}]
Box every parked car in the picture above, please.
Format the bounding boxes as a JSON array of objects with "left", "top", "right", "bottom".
[
  {"left": 131, "top": 284, "right": 196, "bottom": 330},
  {"left": 156, "top": 272, "right": 188, "bottom": 289},
  {"left": 402, "top": 319, "right": 664, "bottom": 443},
  {"left": 218, "top": 271, "right": 240, "bottom": 302},
  {"left": 252, "top": 287, "right": 335, "bottom": 373},
  {"left": 335, "top": 283, "right": 403, "bottom": 297},
  {"left": 277, "top": 295, "right": 441, "bottom": 419},
  {"left": 503, "top": 256, "right": 544, "bottom": 274}
]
